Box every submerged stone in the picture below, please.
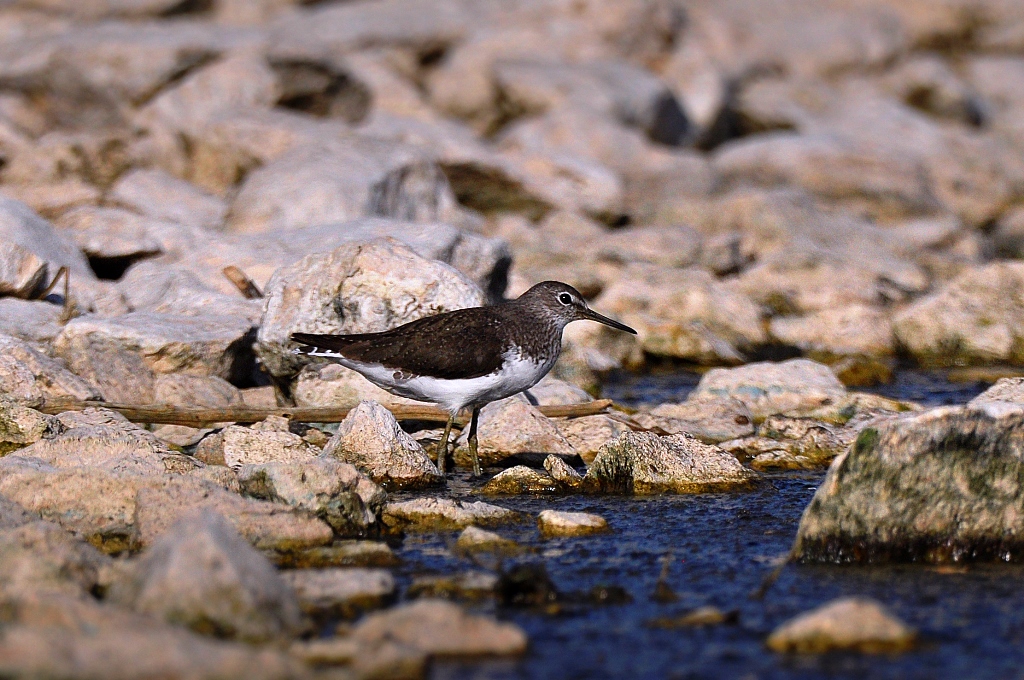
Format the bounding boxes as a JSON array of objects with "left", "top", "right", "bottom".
[{"left": 766, "top": 597, "right": 915, "bottom": 654}]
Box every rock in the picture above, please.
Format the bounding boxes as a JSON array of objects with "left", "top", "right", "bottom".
[
  {"left": 480, "top": 466, "right": 561, "bottom": 495},
  {"left": 227, "top": 136, "right": 459, "bottom": 233},
  {"left": 112, "top": 510, "right": 302, "bottom": 642},
  {"left": 769, "top": 305, "right": 894, "bottom": 360},
  {"left": 133, "top": 477, "right": 335, "bottom": 553},
  {"left": 289, "top": 636, "right": 427, "bottom": 680},
  {"left": 688, "top": 359, "right": 848, "bottom": 419},
  {"left": 116, "top": 260, "right": 263, "bottom": 322},
  {"left": 554, "top": 415, "right": 633, "bottom": 464},
  {"left": 0, "top": 594, "right": 304, "bottom": 680},
  {"left": 221, "top": 419, "right": 319, "bottom": 469},
  {"left": 349, "top": 599, "right": 528, "bottom": 658},
  {"left": 0, "top": 194, "right": 95, "bottom": 299},
  {"left": 633, "top": 398, "right": 754, "bottom": 444},
  {"left": 0, "top": 398, "right": 63, "bottom": 455},
  {"left": 256, "top": 238, "right": 484, "bottom": 378},
  {"left": 108, "top": 168, "right": 227, "bottom": 230},
  {"left": 719, "top": 417, "right": 854, "bottom": 471},
  {"left": 793, "top": 402, "right": 1024, "bottom": 563},
  {"left": 594, "top": 265, "right": 765, "bottom": 364},
  {"left": 280, "top": 567, "right": 395, "bottom": 617},
  {"left": 323, "top": 401, "right": 442, "bottom": 489},
  {"left": 382, "top": 498, "right": 522, "bottom": 532},
  {"left": 0, "top": 299, "right": 64, "bottom": 344},
  {"left": 408, "top": 571, "right": 499, "bottom": 601},
  {"left": 236, "top": 457, "right": 385, "bottom": 537},
  {"left": 271, "top": 540, "right": 398, "bottom": 569},
  {"left": 970, "top": 378, "right": 1024, "bottom": 406},
  {"left": 54, "top": 311, "right": 256, "bottom": 386},
  {"left": 454, "top": 526, "right": 523, "bottom": 556},
  {"left": 766, "top": 598, "right": 916, "bottom": 654},
  {"left": 152, "top": 373, "right": 244, "bottom": 409},
  {"left": 543, "top": 454, "right": 584, "bottom": 489},
  {"left": 649, "top": 606, "right": 734, "bottom": 628},
  {"left": 893, "top": 262, "right": 1024, "bottom": 366},
  {"left": 55, "top": 206, "right": 164, "bottom": 265},
  {"left": 0, "top": 333, "right": 99, "bottom": 403},
  {"left": 453, "top": 396, "right": 577, "bottom": 468},
  {"left": 0, "top": 518, "right": 111, "bottom": 599},
  {"left": 22, "top": 407, "right": 193, "bottom": 476},
  {"left": 537, "top": 509, "right": 609, "bottom": 538},
  {"left": 524, "top": 375, "right": 593, "bottom": 405},
  {"left": 584, "top": 431, "right": 756, "bottom": 494}
]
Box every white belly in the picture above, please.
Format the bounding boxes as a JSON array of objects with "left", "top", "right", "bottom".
[{"left": 324, "top": 348, "right": 555, "bottom": 414}]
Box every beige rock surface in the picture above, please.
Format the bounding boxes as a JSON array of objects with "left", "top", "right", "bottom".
[
  {"left": 767, "top": 597, "right": 916, "bottom": 654},
  {"left": 537, "top": 509, "right": 610, "bottom": 537}
]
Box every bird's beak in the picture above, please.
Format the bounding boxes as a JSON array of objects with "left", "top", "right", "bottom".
[{"left": 580, "top": 307, "right": 637, "bottom": 334}]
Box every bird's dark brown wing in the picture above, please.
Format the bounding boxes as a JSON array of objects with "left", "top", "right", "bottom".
[{"left": 291, "top": 308, "right": 509, "bottom": 380}]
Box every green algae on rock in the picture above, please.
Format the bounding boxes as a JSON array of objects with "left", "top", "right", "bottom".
[{"left": 793, "top": 401, "right": 1024, "bottom": 563}]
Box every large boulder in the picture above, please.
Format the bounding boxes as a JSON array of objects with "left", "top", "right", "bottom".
[
  {"left": 112, "top": 510, "right": 303, "bottom": 642},
  {"left": 323, "top": 401, "right": 442, "bottom": 490},
  {"left": 793, "top": 402, "right": 1024, "bottom": 563},
  {"left": 584, "top": 431, "right": 756, "bottom": 494},
  {"left": 256, "top": 238, "right": 484, "bottom": 378}
]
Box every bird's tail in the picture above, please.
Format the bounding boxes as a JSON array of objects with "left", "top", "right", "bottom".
[{"left": 290, "top": 332, "right": 356, "bottom": 358}]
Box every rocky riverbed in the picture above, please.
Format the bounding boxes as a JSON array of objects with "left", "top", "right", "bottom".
[{"left": 2, "top": 0, "right": 1024, "bottom": 677}]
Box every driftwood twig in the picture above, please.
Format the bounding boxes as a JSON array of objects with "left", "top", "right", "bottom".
[
  {"left": 38, "top": 398, "right": 615, "bottom": 428},
  {"left": 222, "top": 266, "right": 263, "bottom": 299}
]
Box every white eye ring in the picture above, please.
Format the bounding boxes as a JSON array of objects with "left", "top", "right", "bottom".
[{"left": 558, "top": 293, "right": 573, "bottom": 305}]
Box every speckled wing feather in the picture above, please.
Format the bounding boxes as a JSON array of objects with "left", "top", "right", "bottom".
[{"left": 291, "top": 308, "right": 509, "bottom": 380}]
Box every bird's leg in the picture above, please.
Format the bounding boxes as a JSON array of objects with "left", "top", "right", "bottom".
[
  {"left": 436, "top": 413, "right": 455, "bottom": 476},
  {"left": 468, "top": 406, "right": 481, "bottom": 477}
]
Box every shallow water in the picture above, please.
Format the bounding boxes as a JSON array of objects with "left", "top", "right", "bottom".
[{"left": 385, "top": 372, "right": 1018, "bottom": 679}]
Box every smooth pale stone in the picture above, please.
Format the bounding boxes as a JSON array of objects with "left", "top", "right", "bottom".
[
  {"left": 537, "top": 509, "right": 609, "bottom": 537},
  {"left": 766, "top": 598, "right": 916, "bottom": 654}
]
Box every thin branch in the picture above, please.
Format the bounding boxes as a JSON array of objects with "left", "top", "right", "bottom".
[
  {"left": 222, "top": 266, "right": 263, "bottom": 299},
  {"left": 38, "top": 398, "right": 615, "bottom": 428}
]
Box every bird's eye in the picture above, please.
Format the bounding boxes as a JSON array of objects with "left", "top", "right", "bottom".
[{"left": 558, "top": 293, "right": 573, "bottom": 305}]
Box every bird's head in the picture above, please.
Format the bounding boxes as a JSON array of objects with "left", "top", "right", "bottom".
[{"left": 517, "top": 281, "right": 636, "bottom": 334}]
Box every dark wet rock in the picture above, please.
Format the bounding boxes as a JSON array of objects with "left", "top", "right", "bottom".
[
  {"left": 408, "top": 571, "right": 498, "bottom": 601},
  {"left": 720, "top": 416, "right": 855, "bottom": 471},
  {"left": 349, "top": 598, "right": 528, "bottom": 658},
  {"left": 633, "top": 398, "right": 754, "bottom": 444},
  {"left": 688, "top": 359, "right": 848, "bottom": 419},
  {"left": 793, "top": 402, "right": 1024, "bottom": 563},
  {"left": 111, "top": 510, "right": 303, "bottom": 642},
  {"left": 537, "top": 509, "right": 609, "bottom": 537},
  {"left": 280, "top": 567, "right": 395, "bottom": 617},
  {"left": 382, "top": 498, "right": 522, "bottom": 532},
  {"left": 496, "top": 563, "right": 559, "bottom": 607},
  {"left": 256, "top": 238, "right": 484, "bottom": 379},
  {"left": 766, "top": 597, "right": 916, "bottom": 654},
  {"left": 271, "top": 540, "right": 399, "bottom": 569},
  {"left": 480, "top": 466, "right": 561, "bottom": 495},
  {"left": 237, "top": 456, "right": 385, "bottom": 537},
  {"left": 323, "top": 400, "right": 442, "bottom": 490},
  {"left": 584, "top": 431, "right": 756, "bottom": 494},
  {"left": 454, "top": 395, "right": 576, "bottom": 468},
  {"left": 454, "top": 526, "right": 524, "bottom": 556}
]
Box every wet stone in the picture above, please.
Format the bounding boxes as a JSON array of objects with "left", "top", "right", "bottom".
[
  {"left": 537, "top": 509, "right": 610, "bottom": 538},
  {"left": 407, "top": 571, "right": 499, "bottom": 601},
  {"left": 687, "top": 359, "right": 848, "bottom": 418},
  {"left": 382, "top": 497, "right": 523, "bottom": 532},
  {"left": 480, "top": 466, "right": 561, "bottom": 495},
  {"left": 271, "top": 540, "right": 399, "bottom": 569},
  {"left": 584, "top": 431, "right": 756, "bottom": 494},
  {"left": 766, "top": 597, "right": 916, "bottom": 654},
  {"left": 454, "top": 526, "right": 524, "bottom": 556}
]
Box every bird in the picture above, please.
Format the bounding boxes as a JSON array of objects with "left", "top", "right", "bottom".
[{"left": 290, "top": 281, "right": 636, "bottom": 477}]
